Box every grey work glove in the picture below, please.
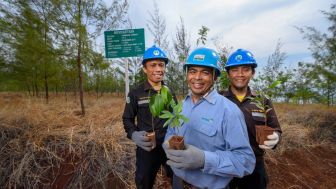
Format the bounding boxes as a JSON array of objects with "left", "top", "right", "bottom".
[
  {"left": 259, "top": 131, "right": 280, "bottom": 150},
  {"left": 131, "top": 131, "right": 153, "bottom": 152},
  {"left": 165, "top": 144, "right": 205, "bottom": 169}
]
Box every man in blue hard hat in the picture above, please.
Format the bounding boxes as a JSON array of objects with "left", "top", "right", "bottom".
[
  {"left": 163, "top": 47, "right": 255, "bottom": 189},
  {"left": 221, "top": 49, "right": 282, "bottom": 189},
  {"left": 122, "top": 45, "right": 175, "bottom": 189}
]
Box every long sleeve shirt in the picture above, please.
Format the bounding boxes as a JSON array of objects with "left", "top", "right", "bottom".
[
  {"left": 220, "top": 87, "right": 282, "bottom": 158},
  {"left": 165, "top": 90, "right": 255, "bottom": 189}
]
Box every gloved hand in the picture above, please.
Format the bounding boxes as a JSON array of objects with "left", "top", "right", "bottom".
[
  {"left": 162, "top": 139, "right": 169, "bottom": 151},
  {"left": 165, "top": 144, "right": 205, "bottom": 169},
  {"left": 259, "top": 131, "right": 280, "bottom": 150},
  {"left": 131, "top": 131, "right": 153, "bottom": 151}
]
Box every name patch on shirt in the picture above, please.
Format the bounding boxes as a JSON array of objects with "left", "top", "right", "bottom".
[
  {"left": 138, "top": 99, "right": 149, "bottom": 105},
  {"left": 252, "top": 112, "right": 266, "bottom": 118}
]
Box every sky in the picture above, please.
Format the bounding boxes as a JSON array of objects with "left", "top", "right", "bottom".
[{"left": 103, "top": 0, "right": 334, "bottom": 68}]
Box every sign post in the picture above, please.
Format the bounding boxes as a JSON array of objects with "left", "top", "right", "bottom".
[{"left": 104, "top": 28, "right": 145, "bottom": 99}]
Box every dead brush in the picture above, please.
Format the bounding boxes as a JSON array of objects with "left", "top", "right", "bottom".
[
  {"left": 270, "top": 103, "right": 336, "bottom": 153},
  {"left": 0, "top": 94, "right": 136, "bottom": 189}
]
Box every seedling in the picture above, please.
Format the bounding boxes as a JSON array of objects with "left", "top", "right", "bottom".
[
  {"left": 149, "top": 86, "right": 189, "bottom": 149},
  {"left": 248, "top": 80, "right": 281, "bottom": 145},
  {"left": 248, "top": 80, "right": 281, "bottom": 124},
  {"left": 149, "top": 86, "right": 189, "bottom": 129}
]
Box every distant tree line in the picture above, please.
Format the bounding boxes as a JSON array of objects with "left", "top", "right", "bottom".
[{"left": 0, "top": 1, "right": 335, "bottom": 108}]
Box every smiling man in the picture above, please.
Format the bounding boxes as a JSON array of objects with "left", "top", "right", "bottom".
[
  {"left": 221, "top": 49, "right": 282, "bottom": 189},
  {"left": 122, "top": 45, "right": 174, "bottom": 189},
  {"left": 163, "top": 47, "right": 255, "bottom": 189}
]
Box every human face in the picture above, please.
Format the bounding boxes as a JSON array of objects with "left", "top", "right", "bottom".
[
  {"left": 187, "top": 66, "right": 215, "bottom": 99},
  {"left": 228, "top": 65, "right": 254, "bottom": 90},
  {"left": 143, "top": 59, "right": 166, "bottom": 85}
]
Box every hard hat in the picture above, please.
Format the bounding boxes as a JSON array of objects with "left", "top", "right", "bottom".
[
  {"left": 184, "top": 47, "right": 222, "bottom": 76},
  {"left": 225, "top": 49, "right": 257, "bottom": 70},
  {"left": 142, "top": 45, "right": 168, "bottom": 65}
]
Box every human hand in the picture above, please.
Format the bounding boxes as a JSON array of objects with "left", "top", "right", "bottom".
[
  {"left": 259, "top": 131, "right": 280, "bottom": 150},
  {"left": 165, "top": 144, "right": 205, "bottom": 169},
  {"left": 131, "top": 131, "right": 153, "bottom": 151}
]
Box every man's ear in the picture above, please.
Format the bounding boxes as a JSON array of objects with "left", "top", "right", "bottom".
[{"left": 142, "top": 66, "right": 147, "bottom": 74}]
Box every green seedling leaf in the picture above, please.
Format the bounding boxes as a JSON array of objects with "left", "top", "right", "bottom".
[
  {"left": 149, "top": 94, "right": 164, "bottom": 117},
  {"left": 172, "top": 117, "right": 180, "bottom": 128},
  {"left": 159, "top": 110, "right": 174, "bottom": 119},
  {"left": 163, "top": 117, "right": 173, "bottom": 127},
  {"left": 161, "top": 86, "right": 173, "bottom": 106},
  {"left": 149, "top": 85, "right": 189, "bottom": 130},
  {"left": 149, "top": 95, "right": 157, "bottom": 116},
  {"left": 179, "top": 115, "right": 189, "bottom": 123},
  {"left": 173, "top": 101, "right": 183, "bottom": 114}
]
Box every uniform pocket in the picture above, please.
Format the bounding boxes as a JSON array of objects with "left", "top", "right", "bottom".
[{"left": 193, "top": 121, "right": 217, "bottom": 137}]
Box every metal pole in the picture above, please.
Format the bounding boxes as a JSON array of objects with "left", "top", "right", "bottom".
[{"left": 125, "top": 58, "right": 129, "bottom": 101}]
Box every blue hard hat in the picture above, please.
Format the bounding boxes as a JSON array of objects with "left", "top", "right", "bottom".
[
  {"left": 225, "top": 49, "right": 257, "bottom": 70},
  {"left": 142, "top": 45, "right": 168, "bottom": 65},
  {"left": 184, "top": 47, "right": 222, "bottom": 76}
]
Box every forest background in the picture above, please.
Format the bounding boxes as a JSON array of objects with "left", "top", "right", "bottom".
[
  {"left": 0, "top": 0, "right": 335, "bottom": 112},
  {"left": 0, "top": 1, "right": 335, "bottom": 188}
]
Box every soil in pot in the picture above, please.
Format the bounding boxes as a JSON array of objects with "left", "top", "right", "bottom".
[
  {"left": 168, "top": 135, "right": 185, "bottom": 150},
  {"left": 255, "top": 125, "right": 275, "bottom": 145}
]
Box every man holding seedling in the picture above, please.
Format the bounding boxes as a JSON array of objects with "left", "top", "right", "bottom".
[
  {"left": 163, "top": 47, "right": 255, "bottom": 189},
  {"left": 222, "top": 49, "right": 282, "bottom": 189},
  {"left": 122, "top": 45, "right": 174, "bottom": 189}
]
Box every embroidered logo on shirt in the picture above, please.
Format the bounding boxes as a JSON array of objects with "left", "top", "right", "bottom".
[
  {"left": 126, "top": 97, "right": 130, "bottom": 104},
  {"left": 201, "top": 117, "right": 213, "bottom": 123}
]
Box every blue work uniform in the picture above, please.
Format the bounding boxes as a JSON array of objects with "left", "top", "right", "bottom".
[{"left": 165, "top": 90, "right": 255, "bottom": 189}]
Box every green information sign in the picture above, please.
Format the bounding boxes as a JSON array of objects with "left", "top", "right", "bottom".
[{"left": 104, "top": 28, "right": 145, "bottom": 58}]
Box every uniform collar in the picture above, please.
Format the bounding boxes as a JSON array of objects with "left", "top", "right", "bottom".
[
  {"left": 223, "top": 86, "right": 256, "bottom": 98},
  {"left": 143, "top": 80, "right": 165, "bottom": 91},
  {"left": 186, "top": 89, "right": 217, "bottom": 105}
]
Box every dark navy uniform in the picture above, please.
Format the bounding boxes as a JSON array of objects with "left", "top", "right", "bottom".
[
  {"left": 220, "top": 87, "right": 282, "bottom": 189},
  {"left": 122, "top": 81, "right": 174, "bottom": 189}
]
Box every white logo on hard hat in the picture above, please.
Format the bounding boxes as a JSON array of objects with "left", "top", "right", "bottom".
[
  {"left": 194, "top": 54, "right": 205, "bottom": 61},
  {"left": 235, "top": 55, "right": 243, "bottom": 61},
  {"left": 153, "top": 50, "right": 160, "bottom": 56}
]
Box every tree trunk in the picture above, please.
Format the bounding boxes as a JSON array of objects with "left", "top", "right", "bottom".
[
  {"left": 77, "top": 0, "right": 85, "bottom": 115},
  {"left": 44, "top": 23, "right": 49, "bottom": 104},
  {"left": 44, "top": 62, "right": 49, "bottom": 103}
]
